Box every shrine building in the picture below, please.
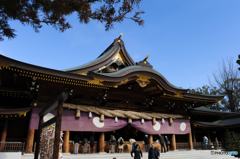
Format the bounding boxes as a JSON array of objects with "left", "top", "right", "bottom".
[{"left": 0, "top": 35, "right": 240, "bottom": 154}]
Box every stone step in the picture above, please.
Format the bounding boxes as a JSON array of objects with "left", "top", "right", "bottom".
[{"left": 21, "top": 150, "right": 238, "bottom": 159}]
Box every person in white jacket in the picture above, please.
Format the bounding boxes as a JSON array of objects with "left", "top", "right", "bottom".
[{"left": 118, "top": 137, "right": 124, "bottom": 153}]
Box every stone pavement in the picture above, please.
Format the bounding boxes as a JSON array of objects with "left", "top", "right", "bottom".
[{"left": 22, "top": 150, "right": 238, "bottom": 159}]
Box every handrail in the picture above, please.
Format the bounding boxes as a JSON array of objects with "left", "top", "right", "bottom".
[{"left": 0, "top": 142, "right": 25, "bottom": 154}]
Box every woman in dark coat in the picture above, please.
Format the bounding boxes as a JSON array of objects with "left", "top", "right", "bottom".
[
  {"left": 89, "top": 135, "right": 95, "bottom": 154},
  {"left": 131, "top": 144, "right": 143, "bottom": 159}
]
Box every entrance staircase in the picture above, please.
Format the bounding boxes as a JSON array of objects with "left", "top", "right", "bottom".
[{"left": 21, "top": 150, "right": 238, "bottom": 159}]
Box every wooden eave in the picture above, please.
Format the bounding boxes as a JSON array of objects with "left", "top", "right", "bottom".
[
  {"left": 0, "top": 54, "right": 224, "bottom": 105},
  {"left": 89, "top": 66, "right": 189, "bottom": 93},
  {"left": 0, "top": 107, "right": 31, "bottom": 114},
  {"left": 0, "top": 55, "right": 91, "bottom": 80},
  {"left": 0, "top": 55, "right": 116, "bottom": 89},
  {"left": 190, "top": 111, "right": 234, "bottom": 116},
  {"left": 183, "top": 93, "right": 224, "bottom": 101}
]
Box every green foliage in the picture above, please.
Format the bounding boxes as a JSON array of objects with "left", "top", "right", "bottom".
[
  {"left": 224, "top": 130, "right": 240, "bottom": 155},
  {"left": 0, "top": 0, "right": 144, "bottom": 41}
]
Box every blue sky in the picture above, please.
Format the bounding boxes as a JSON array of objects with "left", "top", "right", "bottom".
[{"left": 1, "top": 0, "right": 240, "bottom": 89}]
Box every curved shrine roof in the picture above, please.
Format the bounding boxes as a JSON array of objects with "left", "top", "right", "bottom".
[
  {"left": 0, "top": 36, "right": 224, "bottom": 106},
  {"left": 62, "top": 38, "right": 135, "bottom": 73}
]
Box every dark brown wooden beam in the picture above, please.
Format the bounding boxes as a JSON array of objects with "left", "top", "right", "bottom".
[
  {"left": 53, "top": 100, "right": 63, "bottom": 159},
  {"left": 39, "top": 92, "right": 68, "bottom": 117},
  {"left": 34, "top": 116, "right": 43, "bottom": 159},
  {"left": 39, "top": 116, "right": 56, "bottom": 129}
]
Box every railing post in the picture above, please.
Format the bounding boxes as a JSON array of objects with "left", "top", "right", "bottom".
[{"left": 22, "top": 142, "right": 25, "bottom": 155}]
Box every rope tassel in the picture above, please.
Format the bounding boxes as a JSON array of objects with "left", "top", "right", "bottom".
[
  {"left": 169, "top": 118, "right": 173, "bottom": 125},
  {"left": 152, "top": 118, "right": 156, "bottom": 125},
  {"left": 128, "top": 118, "right": 132, "bottom": 124},
  {"left": 76, "top": 109, "right": 81, "bottom": 118},
  {"left": 100, "top": 114, "right": 104, "bottom": 122}
]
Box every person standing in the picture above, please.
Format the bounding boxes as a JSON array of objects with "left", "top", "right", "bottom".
[
  {"left": 164, "top": 136, "right": 170, "bottom": 152},
  {"left": 131, "top": 144, "right": 143, "bottom": 159},
  {"left": 144, "top": 134, "right": 150, "bottom": 152},
  {"left": 118, "top": 137, "right": 124, "bottom": 153},
  {"left": 129, "top": 138, "right": 136, "bottom": 150},
  {"left": 158, "top": 134, "right": 166, "bottom": 153},
  {"left": 203, "top": 136, "right": 208, "bottom": 149},
  {"left": 148, "top": 143, "right": 160, "bottom": 159},
  {"left": 110, "top": 134, "right": 116, "bottom": 153},
  {"left": 74, "top": 135, "right": 80, "bottom": 154},
  {"left": 82, "top": 137, "right": 88, "bottom": 153},
  {"left": 89, "top": 134, "right": 95, "bottom": 154}
]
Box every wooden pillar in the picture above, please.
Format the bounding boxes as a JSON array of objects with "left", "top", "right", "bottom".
[
  {"left": 0, "top": 118, "right": 8, "bottom": 151},
  {"left": 193, "top": 129, "right": 196, "bottom": 143},
  {"left": 215, "top": 137, "right": 219, "bottom": 150},
  {"left": 53, "top": 100, "right": 63, "bottom": 159},
  {"left": 26, "top": 129, "right": 35, "bottom": 153},
  {"left": 63, "top": 131, "right": 70, "bottom": 153},
  {"left": 149, "top": 135, "right": 153, "bottom": 146},
  {"left": 34, "top": 116, "right": 43, "bottom": 159},
  {"left": 1, "top": 118, "right": 8, "bottom": 142},
  {"left": 99, "top": 132, "right": 105, "bottom": 152},
  {"left": 188, "top": 132, "right": 193, "bottom": 150},
  {"left": 207, "top": 130, "right": 211, "bottom": 142},
  {"left": 171, "top": 134, "right": 176, "bottom": 150}
]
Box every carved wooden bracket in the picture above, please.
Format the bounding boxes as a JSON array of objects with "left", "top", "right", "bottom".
[{"left": 136, "top": 75, "right": 151, "bottom": 87}]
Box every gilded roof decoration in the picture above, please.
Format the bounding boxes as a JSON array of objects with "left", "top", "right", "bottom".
[
  {"left": 136, "top": 75, "right": 151, "bottom": 87},
  {"left": 112, "top": 51, "right": 127, "bottom": 65},
  {"left": 87, "top": 78, "right": 104, "bottom": 85},
  {"left": 77, "top": 71, "right": 88, "bottom": 75}
]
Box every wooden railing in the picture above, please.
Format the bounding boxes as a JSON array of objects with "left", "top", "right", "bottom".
[
  {"left": 0, "top": 142, "right": 25, "bottom": 154},
  {"left": 193, "top": 142, "right": 222, "bottom": 150},
  {"left": 176, "top": 142, "right": 189, "bottom": 149}
]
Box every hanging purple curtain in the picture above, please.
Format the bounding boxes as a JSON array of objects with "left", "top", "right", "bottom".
[
  {"left": 30, "top": 107, "right": 190, "bottom": 134},
  {"left": 130, "top": 118, "right": 191, "bottom": 134},
  {"left": 29, "top": 107, "right": 127, "bottom": 132}
]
